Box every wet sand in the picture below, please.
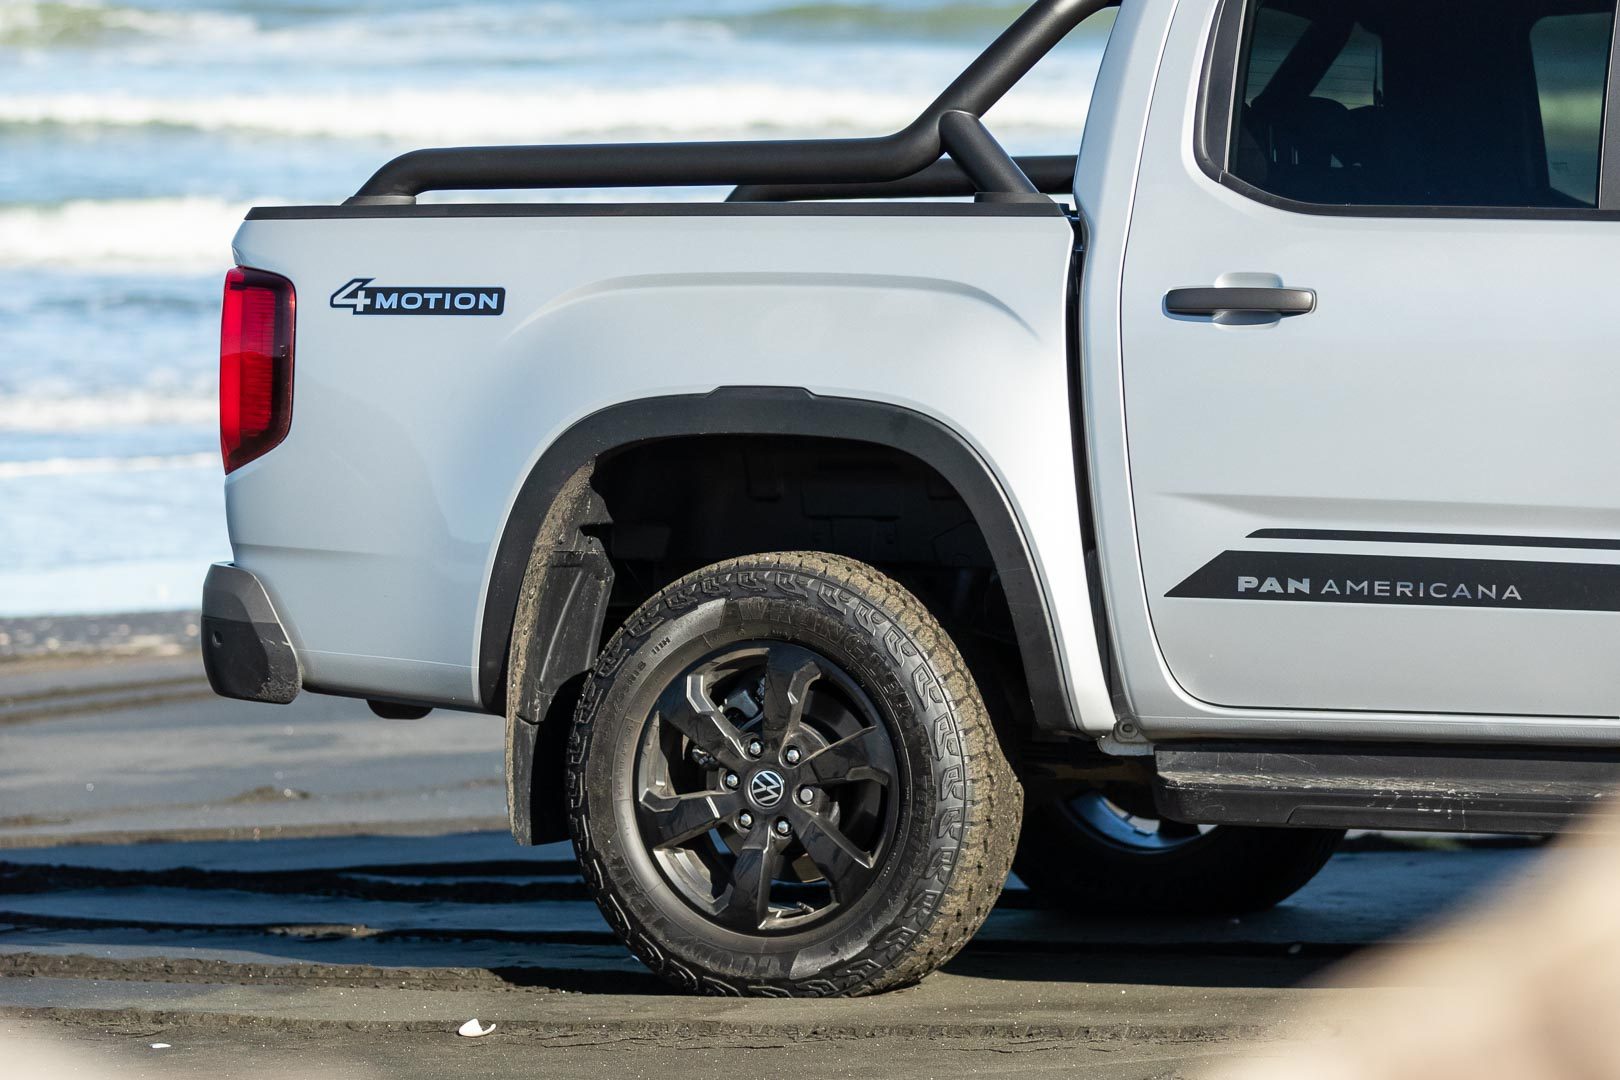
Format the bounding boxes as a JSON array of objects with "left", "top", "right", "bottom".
[{"left": 0, "top": 642, "right": 1550, "bottom": 1078}]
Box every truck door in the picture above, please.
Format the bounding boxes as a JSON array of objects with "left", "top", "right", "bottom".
[{"left": 1119, "top": 0, "right": 1620, "bottom": 717}]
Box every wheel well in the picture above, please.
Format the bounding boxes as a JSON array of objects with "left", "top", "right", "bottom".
[
  {"left": 495, "top": 390, "right": 1081, "bottom": 845},
  {"left": 590, "top": 435, "right": 1029, "bottom": 723}
]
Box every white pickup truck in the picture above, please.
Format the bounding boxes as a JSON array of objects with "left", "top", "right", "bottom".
[{"left": 204, "top": 0, "right": 1620, "bottom": 995}]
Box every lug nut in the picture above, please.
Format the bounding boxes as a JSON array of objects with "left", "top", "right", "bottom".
[
  {"left": 747, "top": 739, "right": 763, "bottom": 758},
  {"left": 797, "top": 786, "right": 815, "bottom": 805},
  {"left": 738, "top": 811, "right": 754, "bottom": 829},
  {"left": 784, "top": 746, "right": 802, "bottom": 765},
  {"left": 724, "top": 772, "right": 740, "bottom": 789},
  {"left": 774, "top": 818, "right": 792, "bottom": 837}
]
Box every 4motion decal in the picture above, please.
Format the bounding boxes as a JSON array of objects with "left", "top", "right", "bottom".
[
  {"left": 1168, "top": 550, "right": 1620, "bottom": 612},
  {"left": 330, "top": 278, "right": 506, "bottom": 316}
]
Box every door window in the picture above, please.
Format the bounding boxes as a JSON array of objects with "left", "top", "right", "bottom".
[
  {"left": 1228, "top": 0, "right": 1615, "bottom": 209},
  {"left": 1532, "top": 11, "right": 1614, "bottom": 204}
]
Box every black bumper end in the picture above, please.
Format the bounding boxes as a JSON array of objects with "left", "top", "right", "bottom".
[{"left": 202, "top": 563, "right": 301, "bottom": 705}]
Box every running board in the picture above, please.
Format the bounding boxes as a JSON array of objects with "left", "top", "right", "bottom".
[{"left": 1151, "top": 743, "right": 1620, "bottom": 834}]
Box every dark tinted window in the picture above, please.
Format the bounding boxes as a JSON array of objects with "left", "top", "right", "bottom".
[
  {"left": 1231, "top": 0, "right": 1615, "bottom": 209},
  {"left": 1533, "top": 11, "right": 1614, "bottom": 203}
]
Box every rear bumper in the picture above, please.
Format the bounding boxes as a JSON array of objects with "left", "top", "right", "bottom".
[{"left": 201, "top": 563, "right": 301, "bottom": 705}]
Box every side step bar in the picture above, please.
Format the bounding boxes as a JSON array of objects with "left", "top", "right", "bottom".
[{"left": 1152, "top": 743, "right": 1620, "bottom": 834}]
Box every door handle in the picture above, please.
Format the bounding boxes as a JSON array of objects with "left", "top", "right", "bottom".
[{"left": 1165, "top": 287, "right": 1316, "bottom": 317}]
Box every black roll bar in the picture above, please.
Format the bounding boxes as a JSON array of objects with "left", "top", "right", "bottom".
[
  {"left": 349, "top": 0, "right": 1110, "bottom": 204},
  {"left": 938, "top": 111, "right": 1043, "bottom": 198},
  {"left": 726, "top": 154, "right": 1076, "bottom": 203}
]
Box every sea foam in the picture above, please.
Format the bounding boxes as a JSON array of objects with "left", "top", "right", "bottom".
[
  {"left": 0, "top": 197, "right": 248, "bottom": 271},
  {"left": 0, "top": 0, "right": 253, "bottom": 48},
  {"left": 0, "top": 389, "right": 216, "bottom": 432},
  {"left": 0, "top": 452, "right": 216, "bottom": 478},
  {"left": 0, "top": 81, "right": 1092, "bottom": 142}
]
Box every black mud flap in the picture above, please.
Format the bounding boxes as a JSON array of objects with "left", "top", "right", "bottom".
[{"left": 504, "top": 469, "right": 614, "bottom": 846}]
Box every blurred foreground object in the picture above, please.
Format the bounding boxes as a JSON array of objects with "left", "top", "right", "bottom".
[
  {"left": 8, "top": 1022, "right": 121, "bottom": 1080},
  {"left": 1222, "top": 817, "right": 1620, "bottom": 1080}
]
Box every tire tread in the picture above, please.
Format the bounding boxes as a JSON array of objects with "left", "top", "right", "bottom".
[{"left": 565, "top": 551, "right": 1021, "bottom": 996}]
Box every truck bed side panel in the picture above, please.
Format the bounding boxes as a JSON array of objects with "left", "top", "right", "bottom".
[{"left": 227, "top": 205, "right": 1113, "bottom": 731}]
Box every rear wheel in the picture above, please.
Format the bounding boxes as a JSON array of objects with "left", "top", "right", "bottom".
[
  {"left": 568, "top": 551, "right": 1020, "bottom": 996},
  {"left": 1014, "top": 785, "right": 1343, "bottom": 915}
]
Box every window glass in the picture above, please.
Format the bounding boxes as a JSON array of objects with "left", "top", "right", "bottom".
[
  {"left": 1241, "top": 8, "right": 1310, "bottom": 101},
  {"left": 1312, "top": 24, "right": 1382, "bottom": 111},
  {"left": 1531, "top": 12, "right": 1612, "bottom": 205},
  {"left": 1229, "top": 0, "right": 1615, "bottom": 209}
]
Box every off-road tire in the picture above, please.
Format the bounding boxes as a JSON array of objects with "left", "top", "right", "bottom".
[
  {"left": 567, "top": 551, "right": 1021, "bottom": 996},
  {"left": 1015, "top": 793, "right": 1343, "bottom": 915}
]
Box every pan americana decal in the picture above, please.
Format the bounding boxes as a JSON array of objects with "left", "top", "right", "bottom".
[{"left": 1168, "top": 550, "right": 1620, "bottom": 611}]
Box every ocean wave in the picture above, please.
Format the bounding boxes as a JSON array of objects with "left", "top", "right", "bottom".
[
  {"left": 0, "top": 0, "right": 1097, "bottom": 52},
  {"left": 0, "top": 81, "right": 1092, "bottom": 141},
  {"left": 696, "top": 2, "right": 1044, "bottom": 38},
  {"left": 0, "top": 391, "right": 216, "bottom": 432},
  {"left": 0, "top": 196, "right": 248, "bottom": 271},
  {"left": 0, "top": 451, "right": 216, "bottom": 479},
  {"left": 0, "top": 0, "right": 252, "bottom": 47}
]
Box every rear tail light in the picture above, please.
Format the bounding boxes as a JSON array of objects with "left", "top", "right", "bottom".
[{"left": 220, "top": 266, "right": 296, "bottom": 473}]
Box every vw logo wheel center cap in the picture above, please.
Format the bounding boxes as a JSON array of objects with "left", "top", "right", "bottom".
[{"left": 748, "top": 769, "right": 786, "bottom": 808}]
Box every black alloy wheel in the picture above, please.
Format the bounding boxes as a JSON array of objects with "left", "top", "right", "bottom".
[
  {"left": 631, "top": 641, "right": 900, "bottom": 933},
  {"left": 565, "top": 551, "right": 1021, "bottom": 996}
]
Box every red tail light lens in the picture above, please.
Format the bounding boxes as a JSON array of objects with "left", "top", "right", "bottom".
[{"left": 220, "top": 266, "right": 296, "bottom": 473}]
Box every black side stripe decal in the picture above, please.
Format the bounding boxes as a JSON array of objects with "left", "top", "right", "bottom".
[
  {"left": 1168, "top": 550, "right": 1620, "bottom": 611},
  {"left": 1250, "top": 528, "right": 1620, "bottom": 551}
]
